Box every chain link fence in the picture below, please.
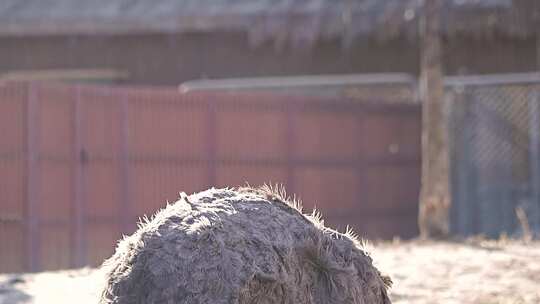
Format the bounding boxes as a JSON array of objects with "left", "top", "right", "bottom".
[{"left": 447, "top": 73, "right": 540, "bottom": 238}]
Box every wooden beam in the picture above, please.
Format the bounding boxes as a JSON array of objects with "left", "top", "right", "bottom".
[{"left": 418, "top": 0, "right": 451, "bottom": 238}]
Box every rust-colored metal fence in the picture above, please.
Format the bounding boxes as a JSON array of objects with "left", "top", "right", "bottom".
[{"left": 0, "top": 81, "right": 421, "bottom": 273}]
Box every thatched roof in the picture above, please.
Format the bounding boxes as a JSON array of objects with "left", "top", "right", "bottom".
[{"left": 0, "top": 0, "right": 537, "bottom": 45}]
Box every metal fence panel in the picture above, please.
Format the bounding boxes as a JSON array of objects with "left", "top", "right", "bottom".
[
  {"left": 0, "top": 81, "right": 420, "bottom": 273},
  {"left": 448, "top": 74, "right": 540, "bottom": 238}
]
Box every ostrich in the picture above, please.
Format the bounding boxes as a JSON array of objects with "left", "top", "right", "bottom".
[{"left": 99, "top": 186, "right": 392, "bottom": 304}]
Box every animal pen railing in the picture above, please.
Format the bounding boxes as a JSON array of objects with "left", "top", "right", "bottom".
[{"left": 0, "top": 81, "right": 421, "bottom": 273}]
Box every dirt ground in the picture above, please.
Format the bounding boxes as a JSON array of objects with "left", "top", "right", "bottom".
[
  {"left": 1, "top": 239, "right": 539, "bottom": 304},
  {"left": 372, "top": 239, "right": 540, "bottom": 304}
]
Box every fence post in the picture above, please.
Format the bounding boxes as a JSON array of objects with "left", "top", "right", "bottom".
[
  {"left": 418, "top": 0, "right": 451, "bottom": 238},
  {"left": 528, "top": 88, "right": 540, "bottom": 232},
  {"left": 26, "top": 83, "right": 40, "bottom": 272}
]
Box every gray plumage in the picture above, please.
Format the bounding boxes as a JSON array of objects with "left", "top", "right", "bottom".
[{"left": 99, "top": 186, "right": 392, "bottom": 304}]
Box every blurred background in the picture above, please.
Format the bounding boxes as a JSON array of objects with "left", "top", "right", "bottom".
[{"left": 0, "top": 0, "right": 539, "bottom": 274}]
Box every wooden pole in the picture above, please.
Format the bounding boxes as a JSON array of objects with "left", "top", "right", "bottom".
[
  {"left": 418, "top": 0, "right": 451, "bottom": 238},
  {"left": 535, "top": 27, "right": 540, "bottom": 232}
]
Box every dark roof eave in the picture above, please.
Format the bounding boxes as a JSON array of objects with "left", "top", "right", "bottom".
[{"left": 0, "top": 6, "right": 536, "bottom": 41}]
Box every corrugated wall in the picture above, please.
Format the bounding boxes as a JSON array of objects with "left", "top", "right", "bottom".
[{"left": 0, "top": 81, "right": 421, "bottom": 273}]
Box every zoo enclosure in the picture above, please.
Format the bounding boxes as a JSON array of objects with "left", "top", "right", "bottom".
[{"left": 0, "top": 81, "right": 421, "bottom": 273}]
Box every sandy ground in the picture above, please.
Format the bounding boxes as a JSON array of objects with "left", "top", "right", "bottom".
[
  {"left": 372, "top": 239, "right": 540, "bottom": 304},
  {"left": 1, "top": 239, "right": 539, "bottom": 304}
]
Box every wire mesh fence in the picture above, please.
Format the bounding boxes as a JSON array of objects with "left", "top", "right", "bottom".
[{"left": 447, "top": 73, "right": 540, "bottom": 238}]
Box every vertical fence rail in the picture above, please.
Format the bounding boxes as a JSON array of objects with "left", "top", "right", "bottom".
[
  {"left": 469, "top": 89, "right": 481, "bottom": 235},
  {"left": 206, "top": 99, "right": 217, "bottom": 187},
  {"left": 120, "top": 91, "right": 133, "bottom": 234},
  {"left": 355, "top": 109, "right": 365, "bottom": 229},
  {"left": 529, "top": 88, "right": 540, "bottom": 231},
  {"left": 25, "top": 83, "right": 40, "bottom": 272},
  {"left": 285, "top": 102, "right": 295, "bottom": 194},
  {"left": 72, "top": 85, "right": 87, "bottom": 267}
]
